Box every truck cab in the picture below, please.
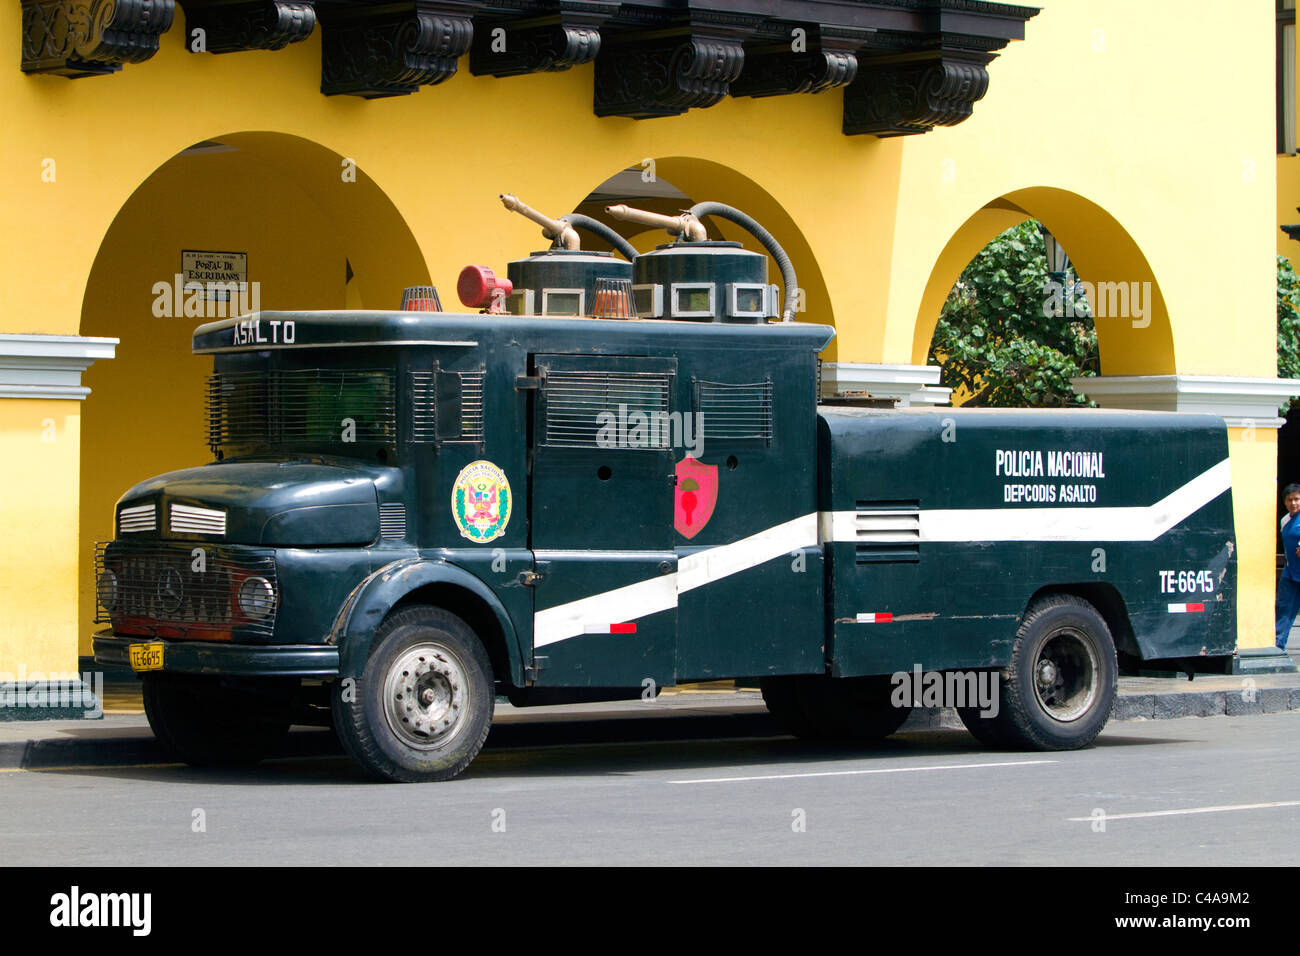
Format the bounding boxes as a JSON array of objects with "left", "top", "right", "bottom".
[{"left": 94, "top": 305, "right": 834, "bottom": 779}]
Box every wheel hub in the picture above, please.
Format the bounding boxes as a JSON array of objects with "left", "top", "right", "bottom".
[
  {"left": 1032, "top": 627, "right": 1099, "bottom": 723},
  {"left": 382, "top": 643, "right": 471, "bottom": 750}
]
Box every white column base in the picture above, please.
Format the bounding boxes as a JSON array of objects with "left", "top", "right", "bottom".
[
  {"left": 0, "top": 334, "right": 119, "bottom": 400},
  {"left": 820, "top": 362, "right": 951, "bottom": 407}
]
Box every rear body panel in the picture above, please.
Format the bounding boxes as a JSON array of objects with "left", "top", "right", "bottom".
[{"left": 819, "top": 407, "right": 1236, "bottom": 677}]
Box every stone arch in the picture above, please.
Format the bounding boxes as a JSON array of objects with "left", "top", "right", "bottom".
[
  {"left": 911, "top": 187, "right": 1176, "bottom": 378},
  {"left": 76, "top": 131, "right": 427, "bottom": 654}
]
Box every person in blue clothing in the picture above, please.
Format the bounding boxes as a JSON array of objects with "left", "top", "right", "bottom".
[{"left": 1277, "top": 483, "right": 1300, "bottom": 649}]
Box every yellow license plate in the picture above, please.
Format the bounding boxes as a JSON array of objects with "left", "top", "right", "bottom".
[{"left": 128, "top": 642, "right": 164, "bottom": 672}]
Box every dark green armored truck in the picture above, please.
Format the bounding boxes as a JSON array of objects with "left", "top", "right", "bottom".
[{"left": 93, "top": 200, "right": 1237, "bottom": 781}]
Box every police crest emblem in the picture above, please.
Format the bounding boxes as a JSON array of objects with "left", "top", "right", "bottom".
[{"left": 452, "top": 460, "right": 512, "bottom": 542}]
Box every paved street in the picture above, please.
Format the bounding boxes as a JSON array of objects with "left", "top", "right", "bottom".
[{"left": 1, "top": 711, "right": 1296, "bottom": 866}]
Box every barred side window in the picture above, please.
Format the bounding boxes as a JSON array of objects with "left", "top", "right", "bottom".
[
  {"left": 693, "top": 378, "right": 773, "bottom": 446},
  {"left": 409, "top": 366, "right": 484, "bottom": 445}
]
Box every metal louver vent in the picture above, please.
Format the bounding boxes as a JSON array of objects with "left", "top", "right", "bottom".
[
  {"left": 410, "top": 368, "right": 484, "bottom": 444},
  {"left": 542, "top": 370, "right": 671, "bottom": 449},
  {"left": 118, "top": 504, "right": 157, "bottom": 534},
  {"left": 170, "top": 504, "right": 226, "bottom": 536},
  {"left": 378, "top": 503, "right": 407, "bottom": 539},
  {"left": 854, "top": 499, "right": 920, "bottom": 564},
  {"left": 695, "top": 379, "right": 773, "bottom": 444}
]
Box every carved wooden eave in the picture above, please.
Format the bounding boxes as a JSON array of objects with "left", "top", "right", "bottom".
[
  {"left": 318, "top": 0, "right": 481, "bottom": 97},
  {"left": 469, "top": 1, "right": 616, "bottom": 77},
  {"left": 180, "top": 0, "right": 317, "bottom": 54},
  {"left": 594, "top": 11, "right": 756, "bottom": 119},
  {"left": 21, "top": 0, "right": 176, "bottom": 77},
  {"left": 19, "top": 0, "right": 1039, "bottom": 138},
  {"left": 730, "top": 25, "right": 871, "bottom": 99}
]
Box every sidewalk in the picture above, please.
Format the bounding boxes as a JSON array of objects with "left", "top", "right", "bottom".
[{"left": 2, "top": 667, "right": 1298, "bottom": 770}]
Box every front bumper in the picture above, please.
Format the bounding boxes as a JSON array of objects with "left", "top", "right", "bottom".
[{"left": 93, "top": 630, "right": 339, "bottom": 678}]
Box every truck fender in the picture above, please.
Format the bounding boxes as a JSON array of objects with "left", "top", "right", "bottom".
[{"left": 330, "top": 558, "right": 525, "bottom": 685}]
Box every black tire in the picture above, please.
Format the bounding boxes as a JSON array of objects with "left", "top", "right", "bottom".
[
  {"left": 993, "top": 594, "right": 1117, "bottom": 750},
  {"left": 956, "top": 705, "right": 1007, "bottom": 748},
  {"left": 142, "top": 673, "right": 292, "bottom": 767},
  {"left": 807, "top": 675, "right": 912, "bottom": 740},
  {"left": 763, "top": 675, "right": 911, "bottom": 740},
  {"left": 332, "top": 606, "right": 493, "bottom": 783},
  {"left": 760, "top": 675, "right": 821, "bottom": 738}
]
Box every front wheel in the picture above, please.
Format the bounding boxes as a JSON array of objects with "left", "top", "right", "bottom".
[
  {"left": 332, "top": 606, "right": 494, "bottom": 782},
  {"left": 994, "top": 594, "right": 1117, "bottom": 750},
  {"left": 142, "top": 673, "right": 292, "bottom": 767}
]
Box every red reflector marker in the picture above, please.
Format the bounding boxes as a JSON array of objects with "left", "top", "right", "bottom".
[
  {"left": 583, "top": 622, "right": 638, "bottom": 634},
  {"left": 856, "top": 612, "right": 893, "bottom": 624},
  {"left": 1167, "top": 603, "right": 1205, "bottom": 614}
]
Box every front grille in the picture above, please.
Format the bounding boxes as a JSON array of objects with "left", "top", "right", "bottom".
[
  {"left": 170, "top": 504, "right": 226, "bottom": 536},
  {"left": 118, "top": 503, "right": 157, "bottom": 533},
  {"left": 94, "top": 540, "right": 278, "bottom": 638}
]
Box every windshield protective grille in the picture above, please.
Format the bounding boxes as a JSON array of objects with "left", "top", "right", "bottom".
[{"left": 207, "top": 369, "right": 396, "bottom": 452}]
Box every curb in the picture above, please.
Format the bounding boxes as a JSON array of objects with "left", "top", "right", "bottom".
[{"left": 3, "top": 686, "right": 1298, "bottom": 769}]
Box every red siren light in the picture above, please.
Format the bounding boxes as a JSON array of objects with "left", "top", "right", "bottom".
[
  {"left": 458, "top": 265, "right": 513, "bottom": 314},
  {"left": 401, "top": 286, "right": 442, "bottom": 312}
]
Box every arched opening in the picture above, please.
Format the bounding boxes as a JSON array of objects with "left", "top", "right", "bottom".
[
  {"left": 76, "top": 132, "right": 427, "bottom": 656},
  {"left": 913, "top": 187, "right": 1176, "bottom": 380},
  {"left": 564, "top": 157, "right": 836, "bottom": 357},
  {"left": 926, "top": 217, "right": 1098, "bottom": 407}
]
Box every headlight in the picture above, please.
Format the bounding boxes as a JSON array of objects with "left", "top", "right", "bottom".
[
  {"left": 96, "top": 570, "right": 118, "bottom": 610},
  {"left": 238, "top": 576, "right": 275, "bottom": 619}
]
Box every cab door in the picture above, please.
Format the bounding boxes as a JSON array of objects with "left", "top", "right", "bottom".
[{"left": 528, "top": 353, "right": 678, "bottom": 688}]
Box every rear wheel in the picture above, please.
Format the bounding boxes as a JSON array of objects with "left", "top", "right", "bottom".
[
  {"left": 812, "top": 676, "right": 912, "bottom": 740},
  {"left": 142, "top": 673, "right": 292, "bottom": 767},
  {"left": 994, "top": 594, "right": 1117, "bottom": 750},
  {"left": 760, "top": 675, "right": 820, "bottom": 738},
  {"left": 332, "top": 606, "right": 493, "bottom": 782},
  {"left": 763, "top": 674, "right": 911, "bottom": 740},
  {"left": 957, "top": 705, "right": 1006, "bottom": 748}
]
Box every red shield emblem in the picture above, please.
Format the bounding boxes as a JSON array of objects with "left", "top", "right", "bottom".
[{"left": 675, "top": 456, "right": 718, "bottom": 539}]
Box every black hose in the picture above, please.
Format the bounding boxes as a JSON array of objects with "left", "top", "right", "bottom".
[
  {"left": 689, "top": 201, "right": 799, "bottom": 321},
  {"left": 561, "top": 214, "right": 638, "bottom": 261}
]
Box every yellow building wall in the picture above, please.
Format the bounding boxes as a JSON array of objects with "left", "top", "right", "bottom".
[
  {"left": 0, "top": 402, "right": 81, "bottom": 674},
  {"left": 0, "top": 0, "right": 1284, "bottom": 668}
]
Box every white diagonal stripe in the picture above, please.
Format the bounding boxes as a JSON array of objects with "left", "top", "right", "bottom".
[
  {"left": 534, "top": 574, "right": 677, "bottom": 648},
  {"left": 677, "top": 513, "right": 817, "bottom": 594},
  {"left": 825, "top": 459, "right": 1231, "bottom": 544},
  {"left": 533, "top": 513, "right": 818, "bottom": 647}
]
